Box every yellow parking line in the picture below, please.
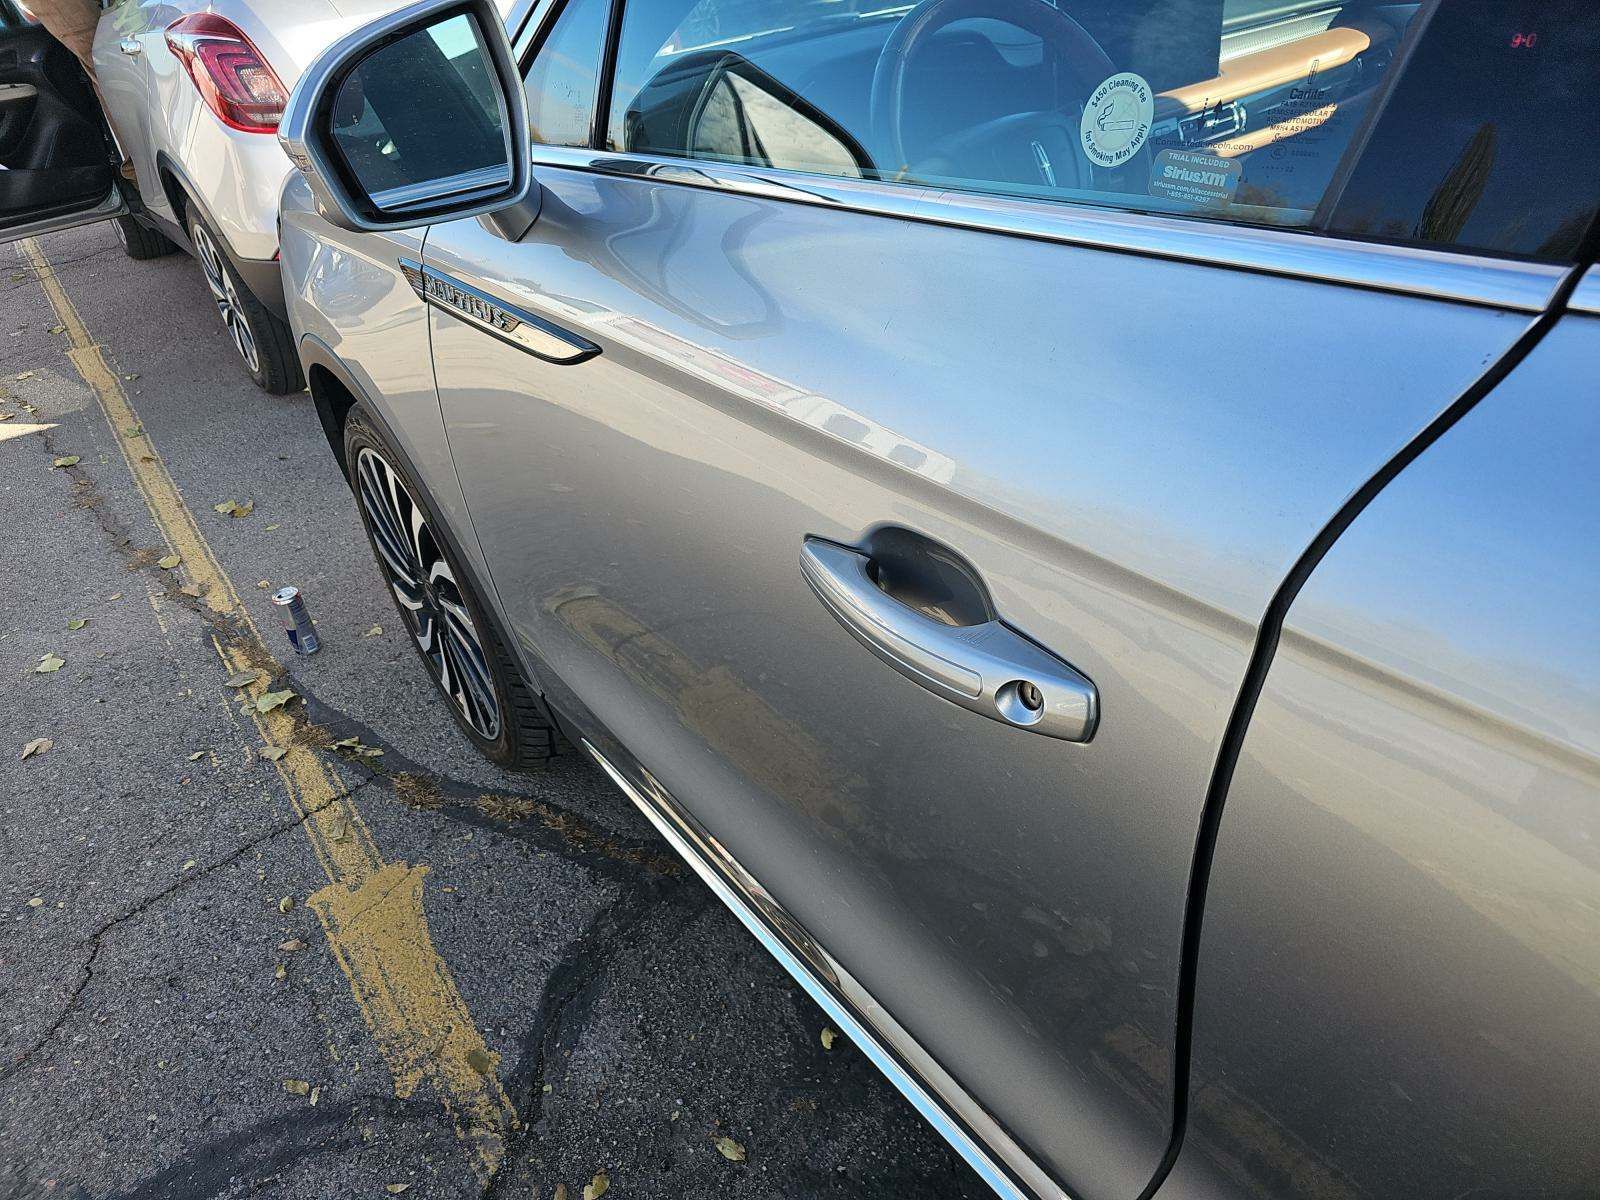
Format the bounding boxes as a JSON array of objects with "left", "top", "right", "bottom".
[{"left": 20, "top": 237, "right": 517, "bottom": 1177}]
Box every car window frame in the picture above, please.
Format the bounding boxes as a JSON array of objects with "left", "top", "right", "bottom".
[{"left": 510, "top": 0, "right": 1580, "bottom": 313}]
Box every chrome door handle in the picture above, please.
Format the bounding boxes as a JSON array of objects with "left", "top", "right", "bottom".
[
  {"left": 800, "top": 537, "right": 1098, "bottom": 742},
  {"left": 119, "top": 37, "right": 143, "bottom": 56}
]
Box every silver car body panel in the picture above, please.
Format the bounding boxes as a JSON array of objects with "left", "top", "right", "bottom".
[
  {"left": 583, "top": 735, "right": 1053, "bottom": 1200},
  {"left": 277, "top": 173, "right": 494, "bottom": 593},
  {"left": 416, "top": 161, "right": 1537, "bottom": 1198},
  {"left": 1158, "top": 310, "right": 1600, "bottom": 1199}
]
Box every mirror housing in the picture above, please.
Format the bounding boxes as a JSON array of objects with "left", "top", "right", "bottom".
[{"left": 277, "top": 0, "right": 537, "bottom": 236}]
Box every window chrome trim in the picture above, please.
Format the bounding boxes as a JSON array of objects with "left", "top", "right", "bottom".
[
  {"left": 1567, "top": 265, "right": 1600, "bottom": 316},
  {"left": 525, "top": 144, "right": 1568, "bottom": 312},
  {"left": 512, "top": 0, "right": 560, "bottom": 61},
  {"left": 581, "top": 738, "right": 1067, "bottom": 1200}
]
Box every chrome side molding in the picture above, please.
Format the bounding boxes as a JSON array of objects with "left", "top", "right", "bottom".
[
  {"left": 525, "top": 144, "right": 1568, "bottom": 314},
  {"left": 579, "top": 738, "right": 1069, "bottom": 1200},
  {"left": 400, "top": 259, "right": 599, "bottom": 364},
  {"left": 1567, "top": 265, "right": 1600, "bottom": 316}
]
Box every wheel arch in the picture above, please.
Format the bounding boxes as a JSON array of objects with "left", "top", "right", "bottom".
[{"left": 298, "top": 333, "right": 365, "bottom": 479}]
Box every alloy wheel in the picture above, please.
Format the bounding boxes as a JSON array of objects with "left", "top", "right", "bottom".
[
  {"left": 354, "top": 447, "right": 502, "bottom": 740},
  {"left": 190, "top": 222, "right": 260, "bottom": 375}
]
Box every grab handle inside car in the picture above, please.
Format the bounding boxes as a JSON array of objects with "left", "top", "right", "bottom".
[{"left": 800, "top": 536, "right": 1098, "bottom": 742}]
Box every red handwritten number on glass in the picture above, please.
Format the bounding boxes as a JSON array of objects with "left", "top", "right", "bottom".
[{"left": 1509, "top": 31, "right": 1538, "bottom": 48}]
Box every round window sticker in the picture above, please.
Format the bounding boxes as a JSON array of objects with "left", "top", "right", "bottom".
[{"left": 1080, "top": 72, "right": 1154, "bottom": 169}]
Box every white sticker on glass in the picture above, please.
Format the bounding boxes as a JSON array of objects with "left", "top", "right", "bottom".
[{"left": 1080, "top": 73, "right": 1154, "bottom": 169}]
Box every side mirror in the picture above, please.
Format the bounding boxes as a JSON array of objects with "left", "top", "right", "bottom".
[{"left": 277, "top": 0, "right": 538, "bottom": 237}]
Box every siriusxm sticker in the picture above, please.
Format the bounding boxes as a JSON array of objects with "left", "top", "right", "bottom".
[{"left": 1149, "top": 148, "right": 1241, "bottom": 208}]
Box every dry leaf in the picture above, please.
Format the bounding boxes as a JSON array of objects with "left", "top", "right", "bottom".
[
  {"left": 328, "top": 818, "right": 349, "bottom": 843},
  {"left": 256, "top": 689, "right": 296, "bottom": 713},
  {"left": 48, "top": 324, "right": 64, "bottom": 335},
  {"left": 583, "top": 1170, "right": 609, "bottom": 1200},
  {"left": 181, "top": 859, "right": 196, "bottom": 871},
  {"left": 274, "top": 963, "right": 287, "bottom": 982},
  {"left": 67, "top": 618, "right": 87, "bottom": 630},
  {"left": 179, "top": 583, "right": 202, "bottom": 598},
  {"left": 554, "top": 1186, "right": 568, "bottom": 1200},
  {"left": 309, "top": 1085, "right": 320, "bottom": 1106},
  {"left": 283, "top": 1079, "right": 309, "bottom": 1096},
  {"left": 20, "top": 737, "right": 52, "bottom": 760},
  {"left": 385, "top": 1186, "right": 411, "bottom": 1195},
  {"left": 278, "top": 938, "right": 305, "bottom": 952},
  {"left": 230, "top": 500, "right": 254, "bottom": 518},
  {"left": 0, "top": 413, "right": 13, "bottom": 421},
  {"left": 157, "top": 554, "right": 180, "bottom": 570},
  {"left": 256, "top": 580, "right": 270, "bottom": 589},
  {"left": 35, "top": 653, "right": 64, "bottom": 674},
  {"left": 820, "top": 1027, "right": 837, "bottom": 1050},
  {"left": 265, "top": 523, "right": 280, "bottom": 531},
  {"left": 107, "top": 593, "right": 122, "bottom": 601},
  {"left": 15, "top": 370, "right": 35, "bottom": 380},
  {"left": 714, "top": 1136, "right": 746, "bottom": 1163},
  {"left": 465, "top": 1047, "right": 495, "bottom": 1076},
  {"left": 278, "top": 895, "right": 294, "bottom": 914},
  {"left": 27, "top": 897, "right": 44, "bottom": 908},
  {"left": 363, "top": 625, "right": 383, "bottom": 637},
  {"left": 122, "top": 373, "right": 139, "bottom": 381},
  {"left": 50, "top": 455, "right": 79, "bottom": 469},
  {"left": 213, "top": 500, "right": 239, "bottom": 515},
  {"left": 226, "top": 669, "right": 264, "bottom": 688},
  {"left": 262, "top": 745, "right": 288, "bottom": 762},
  {"left": 187, "top": 751, "right": 205, "bottom": 761}
]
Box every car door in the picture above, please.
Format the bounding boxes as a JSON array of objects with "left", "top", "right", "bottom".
[
  {"left": 91, "top": 0, "right": 165, "bottom": 225},
  {"left": 0, "top": 0, "right": 126, "bottom": 240},
  {"left": 424, "top": 1, "right": 1594, "bottom": 1196},
  {"left": 1157, "top": 285, "right": 1600, "bottom": 1200}
]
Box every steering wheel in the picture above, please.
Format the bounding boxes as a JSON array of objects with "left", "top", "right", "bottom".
[{"left": 868, "top": 0, "right": 1117, "bottom": 189}]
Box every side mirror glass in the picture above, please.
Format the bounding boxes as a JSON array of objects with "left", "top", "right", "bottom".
[{"left": 278, "top": 0, "right": 535, "bottom": 234}]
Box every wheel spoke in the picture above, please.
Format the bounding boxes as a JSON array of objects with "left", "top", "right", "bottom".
[
  {"left": 358, "top": 468, "right": 418, "bottom": 583},
  {"left": 391, "top": 576, "right": 424, "bottom": 613},
  {"left": 444, "top": 618, "right": 496, "bottom": 715},
  {"left": 354, "top": 447, "right": 501, "bottom": 741}
]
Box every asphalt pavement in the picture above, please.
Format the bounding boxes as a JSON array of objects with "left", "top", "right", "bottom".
[{"left": 0, "top": 220, "right": 991, "bottom": 1200}]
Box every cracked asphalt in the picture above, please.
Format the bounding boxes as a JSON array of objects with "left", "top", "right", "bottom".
[{"left": 0, "top": 221, "right": 991, "bottom": 1200}]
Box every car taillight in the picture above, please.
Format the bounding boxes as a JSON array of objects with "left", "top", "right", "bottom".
[{"left": 165, "top": 14, "right": 287, "bottom": 134}]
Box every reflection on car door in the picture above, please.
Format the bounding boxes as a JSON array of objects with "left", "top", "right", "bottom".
[
  {"left": 425, "top": 195, "right": 1542, "bottom": 1198},
  {"left": 423, "top": 4, "right": 1571, "bottom": 1197},
  {"left": 1158, "top": 297, "right": 1600, "bottom": 1200}
]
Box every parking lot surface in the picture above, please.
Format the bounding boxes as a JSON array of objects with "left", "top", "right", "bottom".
[{"left": 0, "top": 221, "right": 990, "bottom": 1200}]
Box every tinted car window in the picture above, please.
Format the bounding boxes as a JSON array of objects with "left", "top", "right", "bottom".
[
  {"left": 524, "top": 0, "right": 611, "bottom": 147},
  {"left": 604, "top": 0, "right": 1422, "bottom": 231},
  {"left": 1327, "top": 0, "right": 1600, "bottom": 261}
]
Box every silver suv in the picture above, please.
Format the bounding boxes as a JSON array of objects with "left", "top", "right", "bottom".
[{"left": 272, "top": 2, "right": 1600, "bottom": 1198}]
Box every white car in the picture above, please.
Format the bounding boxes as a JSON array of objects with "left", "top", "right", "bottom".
[{"left": 86, "top": 0, "right": 487, "bottom": 392}]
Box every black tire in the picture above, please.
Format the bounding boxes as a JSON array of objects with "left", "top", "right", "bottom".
[
  {"left": 185, "top": 209, "right": 303, "bottom": 395},
  {"left": 113, "top": 215, "right": 176, "bottom": 260},
  {"left": 343, "top": 403, "right": 563, "bottom": 768}
]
